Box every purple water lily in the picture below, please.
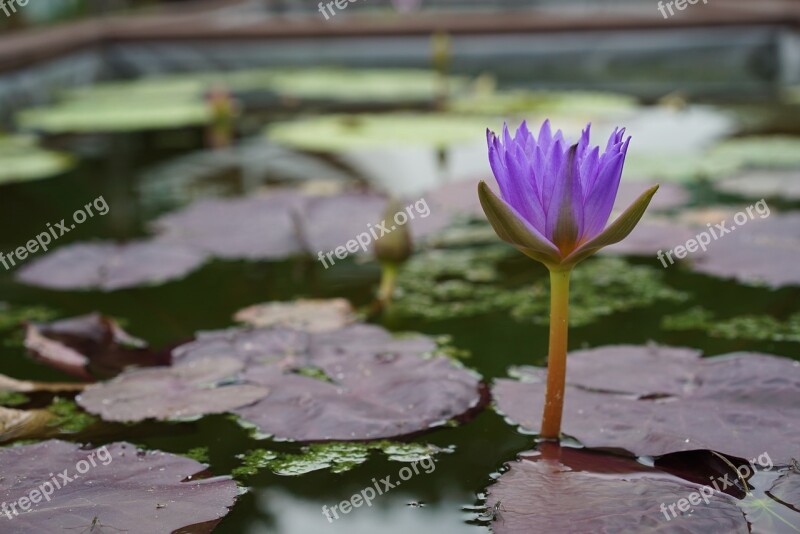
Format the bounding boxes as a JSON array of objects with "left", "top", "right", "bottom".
[
  {"left": 479, "top": 120, "right": 658, "bottom": 270},
  {"left": 477, "top": 119, "right": 658, "bottom": 440}
]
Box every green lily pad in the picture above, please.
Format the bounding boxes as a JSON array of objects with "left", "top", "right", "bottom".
[
  {"left": 0, "top": 135, "right": 74, "bottom": 183},
  {"left": 449, "top": 90, "right": 637, "bottom": 119},
  {"left": 707, "top": 136, "right": 800, "bottom": 171},
  {"left": 663, "top": 307, "right": 800, "bottom": 343},
  {"left": 17, "top": 97, "right": 212, "bottom": 134},
  {"left": 267, "top": 113, "right": 488, "bottom": 152},
  {"left": 238, "top": 68, "right": 467, "bottom": 102}
]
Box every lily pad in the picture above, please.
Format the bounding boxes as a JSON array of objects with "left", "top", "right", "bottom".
[
  {"left": 267, "top": 113, "right": 487, "bottom": 152},
  {"left": 484, "top": 446, "right": 748, "bottom": 533},
  {"left": 449, "top": 90, "right": 637, "bottom": 119},
  {"left": 690, "top": 212, "right": 800, "bottom": 287},
  {"left": 0, "top": 440, "right": 239, "bottom": 532},
  {"left": 77, "top": 357, "right": 269, "bottom": 422},
  {"left": 17, "top": 96, "right": 211, "bottom": 134},
  {"left": 713, "top": 169, "right": 800, "bottom": 201},
  {"left": 16, "top": 240, "right": 209, "bottom": 291},
  {"left": 24, "top": 314, "right": 168, "bottom": 380},
  {"left": 769, "top": 467, "right": 800, "bottom": 509},
  {"left": 171, "top": 324, "right": 483, "bottom": 441},
  {"left": 707, "top": 136, "right": 800, "bottom": 171},
  {"left": 493, "top": 345, "right": 800, "bottom": 465},
  {"left": 234, "top": 299, "right": 356, "bottom": 333},
  {"left": 0, "top": 135, "right": 73, "bottom": 184}
]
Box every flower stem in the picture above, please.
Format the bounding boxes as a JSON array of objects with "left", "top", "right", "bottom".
[
  {"left": 378, "top": 262, "right": 399, "bottom": 306},
  {"left": 540, "top": 268, "right": 571, "bottom": 440}
]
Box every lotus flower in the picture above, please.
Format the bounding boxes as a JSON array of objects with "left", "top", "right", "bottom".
[
  {"left": 478, "top": 120, "right": 658, "bottom": 440},
  {"left": 479, "top": 120, "right": 658, "bottom": 271}
]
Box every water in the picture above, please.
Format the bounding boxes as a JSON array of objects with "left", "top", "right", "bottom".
[{"left": 0, "top": 122, "right": 798, "bottom": 533}]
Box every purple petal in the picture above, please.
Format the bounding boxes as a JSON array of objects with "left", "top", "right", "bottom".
[
  {"left": 547, "top": 144, "right": 584, "bottom": 252},
  {"left": 581, "top": 137, "right": 630, "bottom": 240}
]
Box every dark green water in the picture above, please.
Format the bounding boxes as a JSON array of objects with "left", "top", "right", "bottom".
[{"left": 0, "top": 129, "right": 798, "bottom": 533}]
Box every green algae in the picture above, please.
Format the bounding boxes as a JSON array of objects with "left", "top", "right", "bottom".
[
  {"left": 234, "top": 441, "right": 445, "bottom": 478},
  {"left": 0, "top": 391, "right": 29, "bottom": 407},
  {"left": 184, "top": 447, "right": 211, "bottom": 464},
  {"left": 395, "top": 251, "right": 687, "bottom": 326},
  {"left": 0, "top": 303, "right": 58, "bottom": 331},
  {"left": 46, "top": 398, "right": 98, "bottom": 434},
  {"left": 663, "top": 307, "right": 800, "bottom": 343}
]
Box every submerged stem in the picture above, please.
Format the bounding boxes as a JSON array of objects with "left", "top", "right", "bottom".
[{"left": 540, "top": 268, "right": 571, "bottom": 440}]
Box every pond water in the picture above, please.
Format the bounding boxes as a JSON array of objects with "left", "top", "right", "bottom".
[{"left": 0, "top": 99, "right": 799, "bottom": 533}]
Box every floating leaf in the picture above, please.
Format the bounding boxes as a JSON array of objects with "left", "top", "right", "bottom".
[
  {"left": 707, "top": 136, "right": 800, "bottom": 171},
  {"left": 267, "top": 113, "right": 487, "bottom": 152},
  {"left": 713, "top": 170, "right": 800, "bottom": 201},
  {"left": 171, "top": 324, "right": 482, "bottom": 441},
  {"left": 690, "top": 213, "right": 800, "bottom": 287},
  {"left": 449, "top": 90, "right": 637, "bottom": 118},
  {"left": 0, "top": 374, "right": 83, "bottom": 394},
  {"left": 16, "top": 241, "right": 209, "bottom": 291},
  {"left": 17, "top": 95, "right": 211, "bottom": 133},
  {"left": 484, "top": 446, "right": 748, "bottom": 533},
  {"left": 0, "top": 440, "right": 239, "bottom": 532},
  {"left": 0, "top": 406, "right": 53, "bottom": 442},
  {"left": 24, "top": 314, "right": 167, "bottom": 380},
  {"left": 0, "top": 135, "right": 73, "bottom": 184},
  {"left": 234, "top": 299, "right": 356, "bottom": 333},
  {"left": 493, "top": 345, "right": 800, "bottom": 465},
  {"left": 77, "top": 357, "right": 269, "bottom": 422}
]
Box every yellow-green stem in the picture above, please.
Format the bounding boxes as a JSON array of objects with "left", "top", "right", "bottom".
[
  {"left": 378, "top": 262, "right": 399, "bottom": 305},
  {"left": 540, "top": 268, "right": 571, "bottom": 440}
]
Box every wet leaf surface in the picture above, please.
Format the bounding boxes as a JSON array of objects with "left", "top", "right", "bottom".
[
  {"left": 493, "top": 346, "right": 800, "bottom": 465},
  {"left": 16, "top": 241, "right": 209, "bottom": 291},
  {"left": 484, "top": 445, "right": 749, "bottom": 533},
  {"left": 234, "top": 299, "right": 356, "bottom": 333},
  {"left": 171, "top": 324, "right": 483, "bottom": 441},
  {"left": 0, "top": 440, "right": 239, "bottom": 533},
  {"left": 769, "top": 466, "right": 800, "bottom": 509},
  {"left": 24, "top": 314, "right": 168, "bottom": 380},
  {"left": 77, "top": 357, "right": 269, "bottom": 422}
]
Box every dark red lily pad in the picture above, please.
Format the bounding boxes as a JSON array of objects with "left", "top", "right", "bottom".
[
  {"left": 614, "top": 181, "right": 691, "bottom": 212},
  {"left": 16, "top": 240, "right": 208, "bottom": 291},
  {"left": 24, "top": 314, "right": 168, "bottom": 380},
  {"left": 0, "top": 440, "right": 239, "bottom": 533},
  {"left": 691, "top": 212, "right": 800, "bottom": 287},
  {"left": 171, "top": 324, "right": 482, "bottom": 441},
  {"left": 493, "top": 346, "right": 800, "bottom": 465},
  {"left": 603, "top": 219, "right": 697, "bottom": 257},
  {"left": 152, "top": 191, "right": 306, "bottom": 260},
  {"left": 769, "top": 466, "right": 800, "bottom": 509},
  {"left": 77, "top": 357, "right": 269, "bottom": 422},
  {"left": 484, "top": 445, "right": 749, "bottom": 533}
]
